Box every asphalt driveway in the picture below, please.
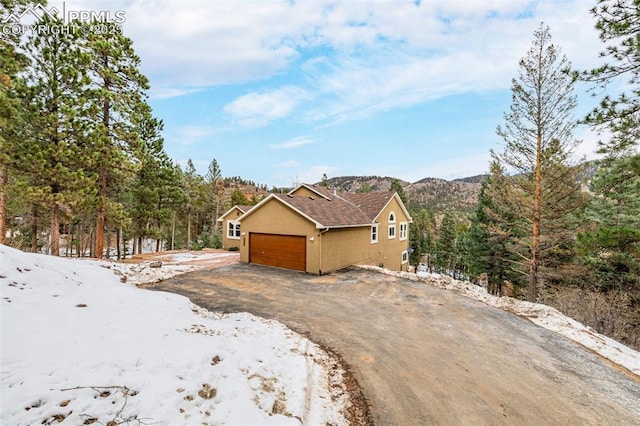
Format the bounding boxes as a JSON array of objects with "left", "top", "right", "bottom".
[{"left": 150, "top": 264, "right": 640, "bottom": 425}]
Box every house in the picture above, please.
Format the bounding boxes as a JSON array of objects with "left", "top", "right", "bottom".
[
  {"left": 229, "top": 184, "right": 412, "bottom": 274},
  {"left": 216, "top": 204, "right": 254, "bottom": 249}
]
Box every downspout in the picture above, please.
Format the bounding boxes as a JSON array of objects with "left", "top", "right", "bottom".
[{"left": 318, "top": 227, "right": 329, "bottom": 275}]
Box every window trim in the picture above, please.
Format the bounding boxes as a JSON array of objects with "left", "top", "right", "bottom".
[
  {"left": 371, "top": 224, "right": 378, "bottom": 244},
  {"left": 399, "top": 221, "right": 408, "bottom": 241},
  {"left": 402, "top": 250, "right": 408, "bottom": 264},
  {"left": 388, "top": 211, "right": 396, "bottom": 240},
  {"left": 227, "top": 220, "right": 241, "bottom": 239}
]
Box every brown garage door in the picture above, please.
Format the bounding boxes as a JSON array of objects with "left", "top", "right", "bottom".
[{"left": 249, "top": 233, "right": 306, "bottom": 272}]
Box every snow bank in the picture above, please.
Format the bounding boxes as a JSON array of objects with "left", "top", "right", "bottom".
[
  {"left": 1, "top": 246, "right": 350, "bottom": 425},
  {"left": 357, "top": 265, "right": 640, "bottom": 377}
]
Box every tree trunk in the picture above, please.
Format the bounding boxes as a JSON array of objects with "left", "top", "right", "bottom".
[
  {"left": 156, "top": 238, "right": 161, "bottom": 252},
  {"left": 116, "top": 227, "right": 121, "bottom": 260},
  {"left": 171, "top": 213, "right": 176, "bottom": 251},
  {"left": 50, "top": 202, "right": 60, "bottom": 256},
  {"left": 95, "top": 69, "right": 110, "bottom": 259},
  {"left": 94, "top": 165, "right": 107, "bottom": 258},
  {"left": 529, "top": 128, "right": 543, "bottom": 302},
  {"left": 0, "top": 164, "right": 7, "bottom": 245},
  {"left": 31, "top": 206, "right": 38, "bottom": 253},
  {"left": 137, "top": 236, "right": 143, "bottom": 254},
  {"left": 187, "top": 211, "right": 192, "bottom": 250}
]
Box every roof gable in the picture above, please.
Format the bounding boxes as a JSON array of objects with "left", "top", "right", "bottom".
[
  {"left": 238, "top": 184, "right": 412, "bottom": 228},
  {"left": 216, "top": 204, "right": 254, "bottom": 222},
  {"left": 272, "top": 193, "right": 372, "bottom": 228},
  {"left": 288, "top": 183, "right": 334, "bottom": 200}
]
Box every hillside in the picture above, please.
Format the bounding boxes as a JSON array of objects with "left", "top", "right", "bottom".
[{"left": 324, "top": 175, "right": 481, "bottom": 214}]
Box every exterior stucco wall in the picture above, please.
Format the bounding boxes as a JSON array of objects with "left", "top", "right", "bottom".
[
  {"left": 319, "top": 227, "right": 372, "bottom": 273},
  {"left": 289, "top": 186, "right": 323, "bottom": 198},
  {"left": 373, "top": 197, "right": 411, "bottom": 271},
  {"left": 239, "top": 199, "right": 319, "bottom": 272},
  {"left": 319, "top": 197, "right": 411, "bottom": 273},
  {"left": 220, "top": 208, "right": 244, "bottom": 249}
]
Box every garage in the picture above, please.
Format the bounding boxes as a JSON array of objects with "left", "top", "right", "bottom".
[{"left": 249, "top": 233, "right": 307, "bottom": 271}]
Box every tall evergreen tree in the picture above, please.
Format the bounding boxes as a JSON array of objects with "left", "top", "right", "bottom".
[
  {"left": 493, "top": 23, "right": 585, "bottom": 301},
  {"left": 17, "top": 15, "right": 94, "bottom": 255},
  {"left": 390, "top": 178, "right": 407, "bottom": 205},
  {"left": 83, "top": 21, "right": 150, "bottom": 258},
  {"left": 206, "top": 158, "right": 223, "bottom": 232},
  {"left": 583, "top": 0, "right": 640, "bottom": 155},
  {"left": 0, "top": 0, "right": 45, "bottom": 245},
  {"left": 578, "top": 0, "right": 640, "bottom": 290},
  {"left": 466, "top": 167, "right": 521, "bottom": 295},
  {"left": 435, "top": 210, "right": 456, "bottom": 274},
  {"left": 578, "top": 156, "right": 640, "bottom": 290},
  {"left": 129, "top": 108, "right": 183, "bottom": 255}
]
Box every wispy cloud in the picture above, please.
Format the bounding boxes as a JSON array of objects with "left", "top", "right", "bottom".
[
  {"left": 149, "top": 87, "right": 202, "bottom": 100},
  {"left": 224, "top": 87, "right": 311, "bottom": 128},
  {"left": 174, "top": 125, "right": 216, "bottom": 146},
  {"left": 269, "top": 136, "right": 314, "bottom": 150},
  {"left": 277, "top": 160, "right": 299, "bottom": 168}
]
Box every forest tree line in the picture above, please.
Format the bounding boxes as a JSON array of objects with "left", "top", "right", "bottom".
[
  {"left": 0, "top": 1, "right": 269, "bottom": 258},
  {"left": 408, "top": 7, "right": 640, "bottom": 349}
]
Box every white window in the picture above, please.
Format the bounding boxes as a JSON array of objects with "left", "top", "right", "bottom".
[
  {"left": 388, "top": 211, "right": 396, "bottom": 239},
  {"left": 227, "top": 220, "right": 240, "bottom": 239},
  {"left": 371, "top": 224, "right": 378, "bottom": 244},
  {"left": 399, "top": 222, "right": 408, "bottom": 240},
  {"left": 402, "top": 250, "right": 408, "bottom": 264}
]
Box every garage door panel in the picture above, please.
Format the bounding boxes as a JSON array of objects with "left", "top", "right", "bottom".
[{"left": 249, "top": 233, "right": 306, "bottom": 271}]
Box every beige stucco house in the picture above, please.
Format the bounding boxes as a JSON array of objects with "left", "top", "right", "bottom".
[
  {"left": 228, "top": 184, "right": 412, "bottom": 274},
  {"left": 217, "top": 204, "right": 254, "bottom": 249}
]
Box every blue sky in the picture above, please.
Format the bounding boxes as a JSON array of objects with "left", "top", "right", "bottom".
[{"left": 51, "top": 0, "right": 606, "bottom": 186}]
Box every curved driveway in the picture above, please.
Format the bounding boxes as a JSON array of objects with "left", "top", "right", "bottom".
[{"left": 150, "top": 264, "right": 640, "bottom": 425}]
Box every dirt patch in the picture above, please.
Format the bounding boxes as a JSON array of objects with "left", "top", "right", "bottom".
[{"left": 121, "top": 249, "right": 239, "bottom": 270}]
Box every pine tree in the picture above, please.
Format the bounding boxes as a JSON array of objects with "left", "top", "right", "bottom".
[
  {"left": 231, "top": 188, "right": 250, "bottom": 206},
  {"left": 493, "top": 23, "right": 585, "bottom": 301},
  {"left": 206, "top": 159, "right": 223, "bottom": 232},
  {"left": 466, "top": 168, "right": 521, "bottom": 295},
  {"left": 0, "top": 0, "right": 45, "bottom": 245},
  {"left": 435, "top": 210, "right": 456, "bottom": 275},
  {"left": 578, "top": 0, "right": 640, "bottom": 290},
  {"left": 83, "top": 21, "right": 150, "bottom": 258},
  {"left": 182, "top": 160, "right": 199, "bottom": 250},
  {"left": 578, "top": 156, "right": 640, "bottom": 290},
  {"left": 17, "top": 15, "right": 94, "bottom": 256},
  {"left": 583, "top": 0, "right": 640, "bottom": 154},
  {"left": 390, "top": 179, "right": 407, "bottom": 205},
  {"left": 129, "top": 108, "right": 183, "bottom": 256}
]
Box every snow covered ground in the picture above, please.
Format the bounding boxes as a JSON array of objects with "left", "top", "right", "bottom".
[
  {"left": 0, "top": 245, "right": 352, "bottom": 425},
  {"left": 358, "top": 265, "right": 640, "bottom": 377}
]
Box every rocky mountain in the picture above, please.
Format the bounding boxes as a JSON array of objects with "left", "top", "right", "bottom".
[{"left": 323, "top": 175, "right": 482, "bottom": 214}]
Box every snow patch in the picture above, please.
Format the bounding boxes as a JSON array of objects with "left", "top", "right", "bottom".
[{"left": 0, "top": 245, "right": 351, "bottom": 425}]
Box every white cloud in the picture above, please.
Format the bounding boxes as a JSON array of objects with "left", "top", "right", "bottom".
[
  {"left": 51, "top": 0, "right": 604, "bottom": 132},
  {"left": 277, "top": 160, "right": 299, "bottom": 168},
  {"left": 174, "top": 125, "right": 216, "bottom": 146},
  {"left": 269, "top": 136, "right": 314, "bottom": 150},
  {"left": 224, "top": 87, "right": 310, "bottom": 127},
  {"left": 149, "top": 87, "right": 202, "bottom": 100}
]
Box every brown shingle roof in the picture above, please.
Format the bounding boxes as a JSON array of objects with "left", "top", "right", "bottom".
[
  {"left": 236, "top": 204, "right": 255, "bottom": 213},
  {"left": 340, "top": 192, "right": 394, "bottom": 222},
  {"left": 273, "top": 193, "right": 372, "bottom": 227}
]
